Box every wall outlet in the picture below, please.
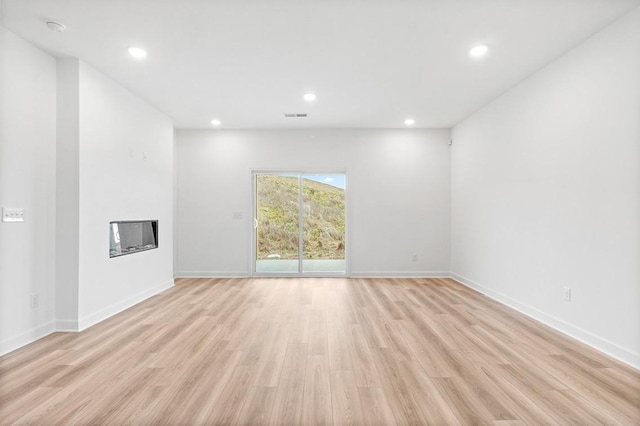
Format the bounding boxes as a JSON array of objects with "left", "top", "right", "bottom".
[
  {"left": 2, "top": 207, "right": 25, "bottom": 222},
  {"left": 563, "top": 287, "right": 571, "bottom": 302},
  {"left": 30, "top": 294, "right": 39, "bottom": 308},
  {"left": 412, "top": 253, "right": 418, "bottom": 262}
]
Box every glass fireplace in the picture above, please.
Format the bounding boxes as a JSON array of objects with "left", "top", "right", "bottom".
[{"left": 109, "top": 220, "right": 158, "bottom": 258}]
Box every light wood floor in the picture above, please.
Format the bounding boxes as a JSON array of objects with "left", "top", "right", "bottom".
[{"left": 1, "top": 278, "right": 639, "bottom": 425}]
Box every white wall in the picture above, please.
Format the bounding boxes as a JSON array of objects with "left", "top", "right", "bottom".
[
  {"left": 0, "top": 27, "right": 57, "bottom": 353},
  {"left": 176, "top": 129, "right": 451, "bottom": 277},
  {"left": 451, "top": 8, "right": 640, "bottom": 368},
  {"left": 76, "top": 62, "right": 175, "bottom": 328},
  {"left": 55, "top": 59, "right": 80, "bottom": 330}
]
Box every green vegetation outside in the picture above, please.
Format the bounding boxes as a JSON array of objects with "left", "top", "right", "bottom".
[{"left": 256, "top": 175, "right": 345, "bottom": 260}]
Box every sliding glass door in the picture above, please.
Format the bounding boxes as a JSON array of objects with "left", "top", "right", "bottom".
[{"left": 254, "top": 172, "right": 346, "bottom": 275}]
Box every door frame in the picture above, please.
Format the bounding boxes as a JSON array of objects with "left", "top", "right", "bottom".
[{"left": 250, "top": 169, "right": 350, "bottom": 277}]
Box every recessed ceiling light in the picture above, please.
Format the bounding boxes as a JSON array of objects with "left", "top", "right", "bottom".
[
  {"left": 303, "top": 93, "right": 317, "bottom": 102},
  {"left": 469, "top": 45, "right": 488, "bottom": 58},
  {"left": 404, "top": 118, "right": 415, "bottom": 126},
  {"left": 211, "top": 119, "right": 221, "bottom": 126},
  {"left": 128, "top": 47, "right": 147, "bottom": 59},
  {"left": 45, "top": 21, "right": 66, "bottom": 33}
]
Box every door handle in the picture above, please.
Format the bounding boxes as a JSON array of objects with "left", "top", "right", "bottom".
[{"left": 253, "top": 218, "right": 258, "bottom": 229}]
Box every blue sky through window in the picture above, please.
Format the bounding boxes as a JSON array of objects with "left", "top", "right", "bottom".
[
  {"left": 274, "top": 173, "right": 346, "bottom": 189},
  {"left": 304, "top": 174, "right": 345, "bottom": 189}
]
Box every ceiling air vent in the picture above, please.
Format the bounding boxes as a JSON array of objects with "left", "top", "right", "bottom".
[{"left": 284, "top": 113, "right": 308, "bottom": 118}]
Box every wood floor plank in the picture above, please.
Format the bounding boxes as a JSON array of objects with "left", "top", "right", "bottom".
[
  {"left": 303, "top": 355, "right": 332, "bottom": 425},
  {"left": 460, "top": 348, "right": 568, "bottom": 425},
  {"left": 357, "top": 387, "right": 397, "bottom": 426},
  {"left": 289, "top": 306, "right": 312, "bottom": 344},
  {"left": 253, "top": 321, "right": 293, "bottom": 387},
  {"left": 377, "top": 315, "right": 414, "bottom": 362},
  {"left": 371, "top": 347, "right": 430, "bottom": 425},
  {"left": 355, "top": 306, "right": 389, "bottom": 349},
  {"left": 7, "top": 342, "right": 154, "bottom": 424},
  {"left": 311, "top": 285, "right": 327, "bottom": 310},
  {"left": 207, "top": 365, "right": 255, "bottom": 425},
  {"left": 234, "top": 386, "right": 277, "bottom": 426},
  {"left": 187, "top": 348, "right": 244, "bottom": 424},
  {"left": 346, "top": 324, "right": 382, "bottom": 387},
  {"left": 308, "top": 309, "right": 329, "bottom": 356},
  {"left": 76, "top": 366, "right": 163, "bottom": 424},
  {"left": 269, "top": 343, "right": 307, "bottom": 426},
  {"left": 396, "top": 360, "right": 461, "bottom": 425},
  {"left": 0, "top": 386, "right": 63, "bottom": 425},
  {"left": 1, "top": 277, "right": 638, "bottom": 425},
  {"left": 327, "top": 314, "right": 353, "bottom": 371},
  {"left": 330, "top": 370, "right": 365, "bottom": 426},
  {"left": 431, "top": 376, "right": 491, "bottom": 425},
  {"left": 395, "top": 317, "right": 457, "bottom": 378},
  {"left": 224, "top": 305, "right": 264, "bottom": 350},
  {"left": 446, "top": 350, "right": 519, "bottom": 421}
]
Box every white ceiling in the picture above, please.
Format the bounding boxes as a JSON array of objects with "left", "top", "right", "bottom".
[{"left": 2, "top": 0, "right": 639, "bottom": 129}]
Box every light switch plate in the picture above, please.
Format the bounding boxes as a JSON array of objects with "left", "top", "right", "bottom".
[{"left": 2, "top": 207, "right": 25, "bottom": 222}]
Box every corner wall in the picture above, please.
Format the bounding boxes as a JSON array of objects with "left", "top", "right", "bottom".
[
  {"left": 55, "top": 60, "right": 175, "bottom": 331},
  {"left": 76, "top": 62, "right": 174, "bottom": 328},
  {"left": 451, "top": 8, "right": 640, "bottom": 367},
  {"left": 55, "top": 59, "right": 80, "bottom": 330},
  {"left": 175, "top": 129, "right": 451, "bottom": 277},
  {"left": 0, "top": 27, "right": 57, "bottom": 353}
]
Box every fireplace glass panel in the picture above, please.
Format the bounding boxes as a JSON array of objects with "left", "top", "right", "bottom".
[{"left": 109, "top": 220, "right": 158, "bottom": 257}]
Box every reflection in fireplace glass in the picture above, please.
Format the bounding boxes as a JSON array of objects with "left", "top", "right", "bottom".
[{"left": 109, "top": 220, "right": 158, "bottom": 257}]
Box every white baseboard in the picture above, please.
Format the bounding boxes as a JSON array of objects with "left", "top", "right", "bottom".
[
  {"left": 350, "top": 271, "right": 450, "bottom": 278},
  {"left": 450, "top": 272, "right": 640, "bottom": 370},
  {"left": 175, "top": 271, "right": 451, "bottom": 279},
  {"left": 174, "top": 271, "right": 250, "bottom": 278},
  {"left": 0, "top": 321, "right": 56, "bottom": 357},
  {"left": 77, "top": 279, "right": 175, "bottom": 331}
]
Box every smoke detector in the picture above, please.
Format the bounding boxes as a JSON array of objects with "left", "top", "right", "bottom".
[{"left": 46, "top": 21, "right": 66, "bottom": 33}]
